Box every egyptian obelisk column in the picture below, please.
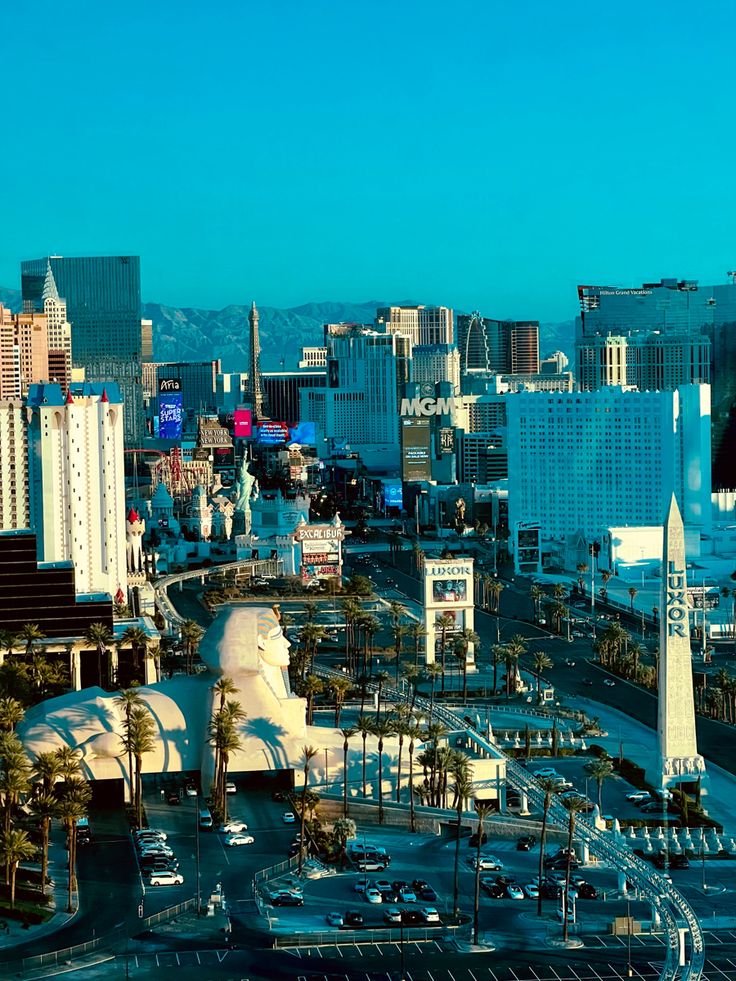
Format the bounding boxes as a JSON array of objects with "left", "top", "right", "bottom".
[{"left": 651, "top": 494, "right": 706, "bottom": 791}]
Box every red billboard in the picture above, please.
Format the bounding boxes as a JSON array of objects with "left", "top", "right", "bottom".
[{"left": 234, "top": 408, "right": 253, "bottom": 438}]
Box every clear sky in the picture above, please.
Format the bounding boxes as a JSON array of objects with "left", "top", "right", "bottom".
[{"left": 1, "top": 0, "right": 734, "bottom": 320}]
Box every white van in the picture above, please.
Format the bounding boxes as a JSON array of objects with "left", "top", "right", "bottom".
[{"left": 198, "top": 807, "right": 213, "bottom": 829}]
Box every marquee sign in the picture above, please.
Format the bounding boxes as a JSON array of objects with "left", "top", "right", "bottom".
[
  {"left": 294, "top": 525, "right": 346, "bottom": 542},
  {"left": 666, "top": 561, "right": 688, "bottom": 638}
]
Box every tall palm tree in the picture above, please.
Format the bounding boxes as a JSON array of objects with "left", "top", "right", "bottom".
[
  {"left": 29, "top": 792, "right": 57, "bottom": 890},
  {"left": 33, "top": 751, "right": 62, "bottom": 795},
  {"left": 114, "top": 688, "right": 144, "bottom": 806},
  {"left": 329, "top": 676, "right": 352, "bottom": 727},
  {"left": 536, "top": 777, "right": 558, "bottom": 917},
  {"left": 180, "top": 619, "right": 204, "bottom": 675},
  {"left": 454, "top": 629, "right": 480, "bottom": 703},
  {"left": 125, "top": 705, "right": 157, "bottom": 827},
  {"left": 426, "top": 662, "right": 443, "bottom": 722},
  {"left": 302, "top": 674, "right": 323, "bottom": 725},
  {"left": 374, "top": 718, "right": 394, "bottom": 824},
  {"left": 392, "top": 705, "right": 410, "bottom": 804},
  {"left": 0, "top": 697, "right": 24, "bottom": 733},
  {"left": 452, "top": 769, "right": 474, "bottom": 917},
  {"left": 472, "top": 800, "right": 494, "bottom": 943},
  {"left": 210, "top": 677, "right": 239, "bottom": 785},
  {"left": 0, "top": 631, "right": 18, "bottom": 662},
  {"left": 84, "top": 622, "right": 114, "bottom": 688},
  {"left": 209, "top": 700, "right": 246, "bottom": 819},
  {"left": 55, "top": 777, "right": 91, "bottom": 912},
  {"left": 435, "top": 614, "right": 456, "bottom": 693},
  {"left": 406, "top": 717, "right": 424, "bottom": 833},
  {"left": 356, "top": 715, "right": 375, "bottom": 798},
  {"left": 339, "top": 726, "right": 357, "bottom": 816},
  {"left": 402, "top": 664, "right": 421, "bottom": 709},
  {"left": 19, "top": 623, "right": 45, "bottom": 662},
  {"left": 532, "top": 652, "right": 553, "bottom": 703},
  {"left": 121, "top": 625, "right": 148, "bottom": 676},
  {"left": 54, "top": 744, "right": 82, "bottom": 781},
  {"left": 298, "top": 745, "right": 318, "bottom": 874},
  {"left": 374, "top": 671, "right": 390, "bottom": 722},
  {"left": 561, "top": 795, "right": 586, "bottom": 942},
  {"left": 585, "top": 756, "right": 614, "bottom": 811},
  {"left": 0, "top": 828, "right": 36, "bottom": 907},
  {"left": 0, "top": 755, "right": 30, "bottom": 834},
  {"left": 503, "top": 646, "right": 520, "bottom": 700},
  {"left": 408, "top": 622, "right": 426, "bottom": 669},
  {"left": 628, "top": 586, "right": 638, "bottom": 611},
  {"left": 491, "top": 644, "right": 505, "bottom": 694},
  {"left": 300, "top": 623, "right": 326, "bottom": 675}
]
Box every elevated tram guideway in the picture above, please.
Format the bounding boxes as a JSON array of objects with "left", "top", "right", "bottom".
[{"left": 314, "top": 665, "right": 706, "bottom": 981}]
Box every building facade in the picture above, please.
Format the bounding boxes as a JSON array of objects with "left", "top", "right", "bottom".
[
  {"left": 412, "top": 344, "right": 461, "bottom": 393},
  {"left": 457, "top": 313, "right": 540, "bottom": 375},
  {"left": 0, "top": 401, "right": 29, "bottom": 530},
  {"left": 26, "top": 382, "right": 128, "bottom": 598},
  {"left": 576, "top": 331, "right": 711, "bottom": 392},
  {"left": 376, "top": 305, "right": 453, "bottom": 346}
]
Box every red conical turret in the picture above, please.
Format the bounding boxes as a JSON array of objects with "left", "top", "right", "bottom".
[{"left": 65, "top": 390, "right": 74, "bottom": 405}]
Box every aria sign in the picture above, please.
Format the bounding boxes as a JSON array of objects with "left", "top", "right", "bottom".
[{"left": 666, "top": 561, "right": 688, "bottom": 638}]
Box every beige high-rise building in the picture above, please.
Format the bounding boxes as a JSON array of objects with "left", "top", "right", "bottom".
[
  {"left": 15, "top": 311, "right": 49, "bottom": 393},
  {"left": 376, "top": 305, "right": 453, "bottom": 346},
  {"left": 0, "top": 401, "right": 29, "bottom": 530},
  {"left": 0, "top": 306, "right": 20, "bottom": 399}
]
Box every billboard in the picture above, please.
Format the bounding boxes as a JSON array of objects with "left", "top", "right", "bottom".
[
  {"left": 439, "top": 427, "right": 455, "bottom": 455},
  {"left": 234, "top": 408, "right": 253, "bottom": 438},
  {"left": 432, "top": 579, "right": 468, "bottom": 603},
  {"left": 289, "top": 420, "right": 316, "bottom": 446},
  {"left": 158, "top": 379, "right": 183, "bottom": 440},
  {"left": 384, "top": 482, "right": 403, "bottom": 509},
  {"left": 297, "top": 523, "right": 344, "bottom": 582},
  {"left": 257, "top": 420, "right": 317, "bottom": 446},
  {"left": 401, "top": 418, "right": 432, "bottom": 481}
]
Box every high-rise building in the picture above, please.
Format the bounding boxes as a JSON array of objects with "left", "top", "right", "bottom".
[
  {"left": 507, "top": 385, "right": 711, "bottom": 548},
  {"left": 412, "top": 344, "right": 461, "bottom": 393},
  {"left": 576, "top": 277, "right": 736, "bottom": 487},
  {"left": 262, "top": 371, "right": 325, "bottom": 421},
  {"left": 0, "top": 401, "right": 29, "bottom": 530},
  {"left": 376, "top": 305, "right": 453, "bottom": 346},
  {"left": 26, "top": 382, "right": 127, "bottom": 598},
  {"left": 0, "top": 301, "right": 70, "bottom": 397},
  {"left": 156, "top": 361, "right": 221, "bottom": 416},
  {"left": 576, "top": 331, "right": 711, "bottom": 392},
  {"left": 21, "top": 255, "right": 145, "bottom": 445},
  {"left": 245, "top": 301, "right": 265, "bottom": 420},
  {"left": 457, "top": 313, "right": 540, "bottom": 375}
]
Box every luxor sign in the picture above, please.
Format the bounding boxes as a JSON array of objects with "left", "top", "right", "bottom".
[{"left": 424, "top": 564, "right": 472, "bottom": 577}]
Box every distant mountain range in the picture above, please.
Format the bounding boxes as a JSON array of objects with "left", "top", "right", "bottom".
[{"left": 0, "top": 287, "right": 575, "bottom": 372}]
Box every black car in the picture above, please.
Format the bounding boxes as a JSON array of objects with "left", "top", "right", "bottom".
[
  {"left": 344, "top": 910, "right": 364, "bottom": 927},
  {"left": 545, "top": 857, "right": 580, "bottom": 871},
  {"left": 541, "top": 881, "right": 562, "bottom": 899},
  {"left": 271, "top": 790, "right": 287, "bottom": 802},
  {"left": 480, "top": 880, "right": 504, "bottom": 898},
  {"left": 401, "top": 909, "right": 423, "bottom": 925},
  {"left": 582, "top": 678, "right": 594, "bottom": 686},
  {"left": 577, "top": 882, "right": 598, "bottom": 899},
  {"left": 166, "top": 792, "right": 181, "bottom": 806},
  {"left": 420, "top": 886, "right": 438, "bottom": 902},
  {"left": 141, "top": 859, "right": 179, "bottom": 873},
  {"left": 468, "top": 831, "right": 488, "bottom": 847},
  {"left": 517, "top": 835, "right": 536, "bottom": 851},
  {"left": 270, "top": 892, "right": 303, "bottom": 907},
  {"left": 495, "top": 875, "right": 517, "bottom": 887},
  {"left": 412, "top": 879, "right": 430, "bottom": 891}
]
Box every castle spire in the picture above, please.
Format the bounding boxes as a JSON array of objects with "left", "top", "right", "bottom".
[{"left": 246, "top": 300, "right": 265, "bottom": 421}]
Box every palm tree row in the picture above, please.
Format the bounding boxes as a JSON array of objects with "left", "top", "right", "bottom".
[{"left": 208, "top": 693, "right": 246, "bottom": 822}]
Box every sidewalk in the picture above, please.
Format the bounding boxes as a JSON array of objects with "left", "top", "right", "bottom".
[{"left": 0, "top": 830, "right": 77, "bottom": 951}]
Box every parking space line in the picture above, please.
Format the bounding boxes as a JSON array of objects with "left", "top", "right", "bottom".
[
  {"left": 426, "top": 971, "right": 435, "bottom": 981},
  {"left": 486, "top": 969, "right": 500, "bottom": 981},
  {"left": 709, "top": 933, "right": 724, "bottom": 944},
  {"left": 467, "top": 970, "right": 479, "bottom": 981},
  {"left": 353, "top": 945, "right": 363, "bottom": 957}
]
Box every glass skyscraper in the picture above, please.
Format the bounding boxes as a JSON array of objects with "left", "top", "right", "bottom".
[{"left": 21, "top": 256, "right": 145, "bottom": 445}]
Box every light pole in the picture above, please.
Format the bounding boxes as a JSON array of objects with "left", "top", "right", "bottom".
[
  {"left": 195, "top": 793, "right": 201, "bottom": 916},
  {"left": 626, "top": 897, "right": 633, "bottom": 977}
]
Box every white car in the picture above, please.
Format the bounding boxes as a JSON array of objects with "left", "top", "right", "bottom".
[
  {"left": 533, "top": 768, "right": 561, "bottom": 780},
  {"left": 365, "top": 886, "right": 383, "bottom": 904},
  {"left": 469, "top": 855, "right": 503, "bottom": 871},
  {"left": 224, "top": 833, "right": 255, "bottom": 847},
  {"left": 603, "top": 679, "right": 616, "bottom": 687},
  {"left": 149, "top": 870, "right": 184, "bottom": 886},
  {"left": 383, "top": 906, "right": 402, "bottom": 923},
  {"left": 399, "top": 886, "right": 417, "bottom": 902},
  {"left": 326, "top": 912, "right": 344, "bottom": 927},
  {"left": 626, "top": 791, "right": 651, "bottom": 803},
  {"left": 135, "top": 829, "right": 167, "bottom": 841},
  {"left": 220, "top": 820, "right": 248, "bottom": 834},
  {"left": 421, "top": 907, "right": 440, "bottom": 923},
  {"left": 139, "top": 843, "right": 174, "bottom": 856},
  {"left": 523, "top": 883, "right": 539, "bottom": 899},
  {"left": 225, "top": 782, "right": 237, "bottom": 794},
  {"left": 506, "top": 884, "right": 525, "bottom": 900},
  {"left": 282, "top": 812, "right": 296, "bottom": 824}
]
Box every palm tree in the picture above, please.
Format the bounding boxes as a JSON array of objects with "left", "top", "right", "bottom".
[
  {"left": 452, "top": 769, "right": 474, "bottom": 917},
  {"left": 19, "top": 623, "right": 45, "bottom": 662},
  {"left": 0, "top": 755, "right": 30, "bottom": 834},
  {"left": 300, "top": 623, "right": 326, "bottom": 675},
  {"left": 532, "top": 652, "right": 553, "bottom": 703},
  {"left": 125, "top": 705, "right": 157, "bottom": 827},
  {"left": 298, "top": 745, "right": 318, "bottom": 874},
  {"left": 339, "top": 726, "right": 357, "bottom": 816},
  {"left": 55, "top": 777, "right": 91, "bottom": 912},
  {"left": 454, "top": 629, "right": 480, "bottom": 703},
  {"left": 402, "top": 664, "right": 421, "bottom": 709},
  {"left": 503, "top": 646, "right": 520, "bottom": 700},
  {"left": 84, "top": 622, "right": 114, "bottom": 688},
  {"left": 303, "top": 600, "right": 317, "bottom": 624},
  {"left": 0, "top": 697, "right": 24, "bottom": 733},
  {"left": 408, "top": 622, "right": 426, "bottom": 669},
  {"left": 374, "top": 671, "right": 390, "bottom": 722},
  {"left": 628, "top": 586, "right": 638, "bottom": 611},
  {"left": 472, "top": 800, "right": 495, "bottom": 943},
  {"left": 374, "top": 718, "right": 394, "bottom": 824},
  {"left": 329, "top": 676, "right": 352, "bottom": 727},
  {"left": 435, "top": 614, "right": 456, "bottom": 693},
  {"left": 302, "top": 674, "right": 323, "bottom": 725},
  {"left": 29, "top": 792, "right": 57, "bottom": 890},
  {"left": 426, "top": 662, "right": 443, "bottom": 722},
  {"left": 505, "top": 635, "right": 527, "bottom": 697},
  {"left": 406, "top": 717, "right": 424, "bottom": 833},
  {"left": 536, "top": 777, "right": 558, "bottom": 916},
  {"left": 331, "top": 816, "right": 357, "bottom": 868},
  {"left": 209, "top": 700, "right": 246, "bottom": 819},
  {"left": 561, "top": 795, "right": 586, "bottom": 942},
  {"left": 121, "top": 625, "right": 148, "bottom": 676},
  {"left": 0, "top": 828, "right": 36, "bottom": 907},
  {"left": 33, "top": 751, "right": 62, "bottom": 795},
  {"left": 209, "top": 677, "right": 239, "bottom": 786},
  {"left": 585, "top": 756, "right": 614, "bottom": 811},
  {"left": 356, "top": 715, "right": 375, "bottom": 798},
  {"left": 0, "top": 631, "right": 18, "bottom": 662},
  {"left": 576, "top": 563, "right": 588, "bottom": 596},
  {"left": 491, "top": 644, "right": 505, "bottom": 694},
  {"left": 54, "top": 744, "right": 82, "bottom": 781},
  {"left": 529, "top": 585, "right": 545, "bottom": 622},
  {"left": 392, "top": 705, "right": 410, "bottom": 804},
  {"left": 114, "top": 688, "right": 144, "bottom": 806},
  {"left": 180, "top": 619, "right": 204, "bottom": 675}
]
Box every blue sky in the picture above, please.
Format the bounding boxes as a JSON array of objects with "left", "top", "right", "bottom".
[{"left": 1, "top": 0, "right": 734, "bottom": 320}]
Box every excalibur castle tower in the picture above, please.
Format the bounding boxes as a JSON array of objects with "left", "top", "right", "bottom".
[
  {"left": 246, "top": 300, "right": 265, "bottom": 421},
  {"left": 651, "top": 494, "right": 706, "bottom": 791}
]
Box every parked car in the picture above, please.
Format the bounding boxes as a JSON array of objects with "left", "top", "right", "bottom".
[
  {"left": 139, "top": 845, "right": 174, "bottom": 859},
  {"left": 185, "top": 782, "right": 198, "bottom": 797},
  {"left": 326, "top": 912, "right": 344, "bottom": 927},
  {"left": 353, "top": 877, "right": 370, "bottom": 893},
  {"left": 270, "top": 892, "right": 303, "bottom": 907},
  {"left": 532, "top": 768, "right": 560, "bottom": 779},
  {"left": 420, "top": 886, "right": 438, "bottom": 901},
  {"left": 468, "top": 855, "right": 503, "bottom": 871},
  {"left": 149, "top": 870, "right": 184, "bottom": 887},
  {"left": 400, "top": 909, "right": 423, "bottom": 925},
  {"left": 224, "top": 833, "right": 255, "bottom": 847},
  {"left": 344, "top": 910, "right": 364, "bottom": 927},
  {"left": 541, "top": 881, "right": 562, "bottom": 899},
  {"left": 517, "top": 835, "right": 536, "bottom": 851},
  {"left": 421, "top": 907, "right": 440, "bottom": 923},
  {"left": 365, "top": 887, "right": 383, "bottom": 904},
  {"left": 480, "top": 880, "right": 504, "bottom": 898},
  {"left": 577, "top": 882, "right": 598, "bottom": 899},
  {"left": 383, "top": 906, "right": 402, "bottom": 924},
  {"left": 640, "top": 801, "right": 677, "bottom": 814},
  {"left": 523, "top": 883, "right": 539, "bottom": 899},
  {"left": 135, "top": 829, "right": 168, "bottom": 842},
  {"left": 398, "top": 886, "right": 417, "bottom": 903},
  {"left": 506, "top": 883, "right": 525, "bottom": 900},
  {"left": 225, "top": 782, "right": 237, "bottom": 794}
]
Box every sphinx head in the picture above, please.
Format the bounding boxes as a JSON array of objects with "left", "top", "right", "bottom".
[
  {"left": 257, "top": 608, "right": 291, "bottom": 668},
  {"left": 199, "top": 605, "right": 290, "bottom": 676}
]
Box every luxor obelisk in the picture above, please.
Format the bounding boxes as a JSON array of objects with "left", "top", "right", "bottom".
[{"left": 651, "top": 494, "right": 706, "bottom": 790}]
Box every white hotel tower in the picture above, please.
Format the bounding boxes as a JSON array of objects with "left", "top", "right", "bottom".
[{"left": 25, "top": 382, "right": 127, "bottom": 598}]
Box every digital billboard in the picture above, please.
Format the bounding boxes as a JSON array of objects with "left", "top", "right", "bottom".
[
  {"left": 432, "top": 579, "right": 468, "bottom": 603},
  {"left": 257, "top": 420, "right": 317, "bottom": 446},
  {"left": 234, "top": 408, "right": 253, "bottom": 438},
  {"left": 289, "top": 420, "right": 316, "bottom": 445},
  {"left": 384, "top": 483, "right": 403, "bottom": 508},
  {"left": 401, "top": 418, "right": 432, "bottom": 481},
  {"left": 158, "top": 379, "right": 183, "bottom": 440}
]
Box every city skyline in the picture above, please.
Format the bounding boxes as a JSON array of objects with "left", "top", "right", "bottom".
[{"left": 1, "top": 0, "right": 734, "bottom": 320}]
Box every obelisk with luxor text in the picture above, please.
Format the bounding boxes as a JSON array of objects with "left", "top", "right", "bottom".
[{"left": 651, "top": 494, "right": 705, "bottom": 791}]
